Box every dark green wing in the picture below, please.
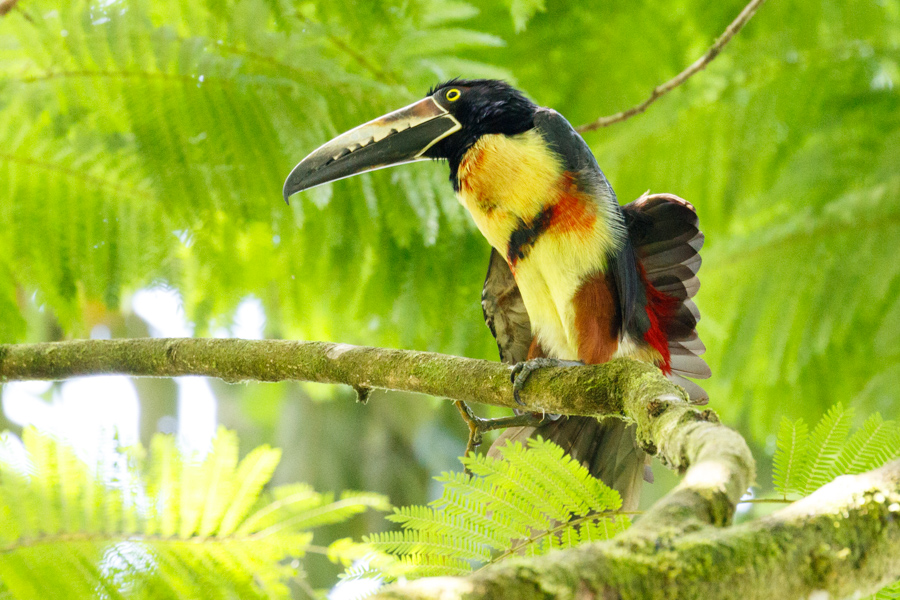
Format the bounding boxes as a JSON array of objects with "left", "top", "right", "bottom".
[
  {"left": 532, "top": 108, "right": 641, "bottom": 333},
  {"left": 482, "top": 248, "right": 532, "bottom": 365}
]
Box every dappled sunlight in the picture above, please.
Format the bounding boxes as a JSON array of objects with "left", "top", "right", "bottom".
[{"left": 2, "top": 376, "right": 138, "bottom": 463}]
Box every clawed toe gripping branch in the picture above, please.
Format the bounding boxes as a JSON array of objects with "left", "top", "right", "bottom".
[
  {"left": 453, "top": 400, "right": 549, "bottom": 458},
  {"left": 2, "top": 337, "right": 899, "bottom": 599}
]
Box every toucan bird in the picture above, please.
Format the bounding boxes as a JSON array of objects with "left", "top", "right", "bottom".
[{"left": 284, "top": 79, "right": 709, "bottom": 509}]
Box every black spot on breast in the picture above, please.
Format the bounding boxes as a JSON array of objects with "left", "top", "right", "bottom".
[{"left": 507, "top": 205, "right": 554, "bottom": 265}]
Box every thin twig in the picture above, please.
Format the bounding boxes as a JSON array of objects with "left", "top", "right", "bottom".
[
  {"left": 322, "top": 31, "right": 400, "bottom": 86},
  {"left": 576, "top": 0, "right": 768, "bottom": 133},
  {"left": 0, "top": 0, "right": 20, "bottom": 17},
  {"left": 453, "top": 400, "right": 551, "bottom": 458},
  {"left": 482, "top": 511, "right": 641, "bottom": 571},
  {"left": 0, "top": 152, "right": 150, "bottom": 201}
]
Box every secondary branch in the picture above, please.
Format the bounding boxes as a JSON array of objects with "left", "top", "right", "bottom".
[{"left": 576, "top": 0, "right": 768, "bottom": 132}]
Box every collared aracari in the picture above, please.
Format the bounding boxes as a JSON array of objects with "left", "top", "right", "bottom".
[{"left": 284, "top": 79, "right": 709, "bottom": 509}]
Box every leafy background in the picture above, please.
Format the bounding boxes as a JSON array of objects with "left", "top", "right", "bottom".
[{"left": 1, "top": 0, "right": 898, "bottom": 594}]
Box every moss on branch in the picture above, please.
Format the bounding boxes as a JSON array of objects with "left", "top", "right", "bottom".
[
  {"left": 0, "top": 338, "right": 675, "bottom": 416},
  {"left": 375, "top": 459, "right": 900, "bottom": 600}
]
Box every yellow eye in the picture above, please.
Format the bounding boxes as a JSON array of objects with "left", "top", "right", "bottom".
[{"left": 445, "top": 88, "right": 461, "bottom": 102}]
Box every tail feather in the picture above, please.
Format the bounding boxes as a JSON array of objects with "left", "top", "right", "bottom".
[
  {"left": 666, "top": 300, "right": 700, "bottom": 340},
  {"left": 645, "top": 252, "right": 701, "bottom": 277},
  {"left": 637, "top": 229, "right": 702, "bottom": 257},
  {"left": 671, "top": 331, "right": 706, "bottom": 354},
  {"left": 668, "top": 375, "right": 709, "bottom": 405},
  {"left": 670, "top": 352, "right": 713, "bottom": 378}
]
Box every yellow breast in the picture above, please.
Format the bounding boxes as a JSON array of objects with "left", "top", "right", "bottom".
[
  {"left": 456, "top": 131, "right": 621, "bottom": 359},
  {"left": 456, "top": 131, "right": 561, "bottom": 252}
]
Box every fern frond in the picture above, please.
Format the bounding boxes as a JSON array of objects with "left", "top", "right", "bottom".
[
  {"left": 455, "top": 453, "right": 556, "bottom": 532},
  {"left": 264, "top": 492, "right": 391, "bottom": 534},
  {"left": 772, "top": 417, "right": 809, "bottom": 498},
  {"left": 361, "top": 438, "right": 629, "bottom": 581},
  {"left": 197, "top": 427, "right": 240, "bottom": 537},
  {"left": 216, "top": 443, "right": 282, "bottom": 536},
  {"left": 772, "top": 405, "right": 900, "bottom": 500},
  {"left": 868, "top": 579, "right": 900, "bottom": 600},
  {"left": 367, "top": 529, "right": 489, "bottom": 563},
  {"left": 0, "top": 0, "right": 506, "bottom": 359},
  {"left": 385, "top": 505, "right": 499, "bottom": 550},
  {"left": 498, "top": 438, "right": 623, "bottom": 516},
  {"left": 393, "top": 552, "right": 472, "bottom": 578},
  {"left": 831, "top": 414, "right": 900, "bottom": 481},
  {"left": 146, "top": 433, "right": 180, "bottom": 537},
  {"left": 801, "top": 403, "right": 853, "bottom": 495},
  {"left": 433, "top": 470, "right": 539, "bottom": 539},
  {"left": 0, "top": 427, "right": 383, "bottom": 598},
  {"left": 238, "top": 484, "right": 389, "bottom": 537}
]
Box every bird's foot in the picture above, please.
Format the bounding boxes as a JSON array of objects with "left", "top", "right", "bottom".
[
  {"left": 453, "top": 400, "right": 552, "bottom": 457},
  {"left": 509, "top": 358, "right": 584, "bottom": 406}
]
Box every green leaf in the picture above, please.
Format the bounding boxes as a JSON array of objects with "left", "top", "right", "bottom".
[
  {"left": 216, "top": 443, "right": 282, "bottom": 536},
  {"left": 830, "top": 414, "right": 900, "bottom": 481},
  {"left": 772, "top": 417, "right": 809, "bottom": 498},
  {"left": 802, "top": 403, "right": 853, "bottom": 495},
  {"left": 505, "top": 0, "right": 546, "bottom": 32},
  {"left": 0, "top": 427, "right": 382, "bottom": 598},
  {"left": 363, "top": 437, "right": 628, "bottom": 581},
  {"left": 771, "top": 404, "right": 900, "bottom": 499},
  {"left": 868, "top": 578, "right": 900, "bottom": 600}
]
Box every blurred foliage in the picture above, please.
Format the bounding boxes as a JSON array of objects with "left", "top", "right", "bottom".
[
  {"left": 0, "top": 426, "right": 389, "bottom": 598},
  {"left": 0, "top": 0, "right": 899, "bottom": 593},
  {"left": 872, "top": 579, "right": 900, "bottom": 600}
]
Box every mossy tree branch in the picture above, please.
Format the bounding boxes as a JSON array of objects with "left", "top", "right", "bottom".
[
  {"left": 13, "top": 338, "right": 896, "bottom": 599},
  {"left": 0, "top": 337, "right": 753, "bottom": 524},
  {"left": 0, "top": 338, "right": 680, "bottom": 415},
  {"left": 375, "top": 458, "right": 900, "bottom": 600}
]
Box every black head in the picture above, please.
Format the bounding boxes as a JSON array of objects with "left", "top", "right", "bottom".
[{"left": 422, "top": 79, "right": 539, "bottom": 177}]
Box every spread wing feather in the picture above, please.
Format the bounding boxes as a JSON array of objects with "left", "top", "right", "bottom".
[{"left": 623, "top": 193, "right": 710, "bottom": 402}]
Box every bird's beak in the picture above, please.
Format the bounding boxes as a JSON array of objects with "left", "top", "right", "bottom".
[{"left": 283, "top": 97, "right": 461, "bottom": 203}]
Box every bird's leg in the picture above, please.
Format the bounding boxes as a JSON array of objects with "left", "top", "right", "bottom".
[
  {"left": 509, "top": 358, "right": 584, "bottom": 405},
  {"left": 453, "top": 400, "right": 551, "bottom": 458}
]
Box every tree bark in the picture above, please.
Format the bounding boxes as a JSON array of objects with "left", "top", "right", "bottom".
[
  {"left": 0, "top": 338, "right": 688, "bottom": 415},
  {"left": 373, "top": 458, "right": 900, "bottom": 600}
]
